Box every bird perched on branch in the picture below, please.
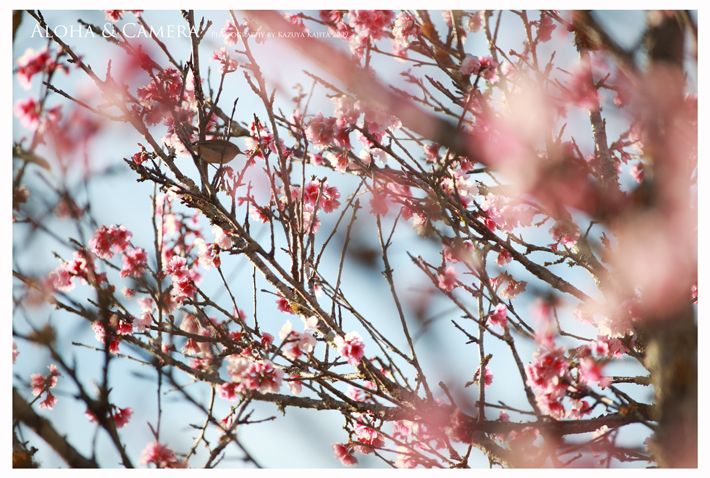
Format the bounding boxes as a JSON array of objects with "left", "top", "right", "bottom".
[{"left": 197, "top": 139, "right": 241, "bottom": 164}]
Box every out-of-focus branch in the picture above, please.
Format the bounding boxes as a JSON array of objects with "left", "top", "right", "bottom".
[
  {"left": 635, "top": 11, "right": 697, "bottom": 468},
  {"left": 569, "top": 11, "right": 640, "bottom": 77},
  {"left": 13, "top": 389, "right": 99, "bottom": 468}
]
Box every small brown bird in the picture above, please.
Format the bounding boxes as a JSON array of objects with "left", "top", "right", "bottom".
[{"left": 198, "top": 139, "right": 241, "bottom": 164}]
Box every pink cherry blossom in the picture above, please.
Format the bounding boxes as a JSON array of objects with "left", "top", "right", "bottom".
[
  {"left": 90, "top": 225, "right": 133, "bottom": 259},
  {"left": 393, "top": 420, "right": 415, "bottom": 439},
  {"left": 495, "top": 249, "right": 512, "bottom": 266},
  {"left": 39, "top": 392, "right": 58, "bottom": 410},
  {"left": 61, "top": 249, "right": 102, "bottom": 286},
  {"left": 116, "top": 317, "right": 134, "bottom": 335},
  {"left": 120, "top": 248, "right": 147, "bottom": 278},
  {"left": 488, "top": 303, "right": 508, "bottom": 328},
  {"left": 597, "top": 313, "right": 634, "bottom": 339},
  {"left": 276, "top": 293, "right": 295, "bottom": 314},
  {"left": 536, "top": 14, "right": 557, "bottom": 43},
  {"left": 242, "top": 359, "right": 283, "bottom": 393},
  {"left": 567, "top": 398, "right": 592, "bottom": 419},
  {"left": 211, "top": 47, "right": 239, "bottom": 73},
  {"left": 369, "top": 187, "right": 390, "bottom": 216},
  {"left": 392, "top": 12, "right": 421, "bottom": 57},
  {"left": 475, "top": 364, "right": 493, "bottom": 387},
  {"left": 442, "top": 238, "right": 474, "bottom": 264},
  {"left": 181, "top": 337, "right": 200, "bottom": 356},
  {"left": 224, "top": 356, "right": 283, "bottom": 394},
  {"left": 250, "top": 206, "right": 270, "bottom": 224},
  {"left": 133, "top": 312, "right": 152, "bottom": 333},
  {"left": 166, "top": 256, "right": 196, "bottom": 303},
  {"left": 332, "top": 443, "right": 358, "bottom": 466},
  {"left": 304, "top": 180, "right": 341, "bottom": 213},
  {"left": 212, "top": 226, "right": 232, "bottom": 250},
  {"left": 564, "top": 66, "right": 599, "bottom": 109},
  {"left": 476, "top": 56, "right": 500, "bottom": 82},
  {"left": 599, "top": 330, "right": 633, "bottom": 358},
  {"left": 104, "top": 10, "right": 140, "bottom": 22},
  {"left": 485, "top": 217, "right": 497, "bottom": 231},
  {"left": 481, "top": 194, "right": 534, "bottom": 233},
  {"left": 14, "top": 96, "right": 41, "bottom": 130},
  {"left": 460, "top": 54, "right": 499, "bottom": 82},
  {"left": 439, "top": 170, "right": 479, "bottom": 207},
  {"left": 137, "top": 67, "right": 186, "bottom": 126},
  {"left": 91, "top": 321, "right": 121, "bottom": 354},
  {"left": 578, "top": 356, "right": 611, "bottom": 388},
  {"left": 86, "top": 405, "right": 133, "bottom": 428},
  {"left": 467, "top": 11, "right": 484, "bottom": 33},
  {"left": 137, "top": 297, "right": 154, "bottom": 312},
  {"left": 308, "top": 152, "right": 325, "bottom": 165},
  {"left": 193, "top": 238, "right": 216, "bottom": 269},
  {"left": 217, "top": 382, "right": 240, "bottom": 401},
  {"left": 333, "top": 331, "right": 365, "bottom": 366},
  {"left": 31, "top": 364, "right": 62, "bottom": 409},
  {"left": 525, "top": 347, "right": 569, "bottom": 397},
  {"left": 221, "top": 20, "right": 239, "bottom": 45},
  {"left": 573, "top": 305, "right": 595, "bottom": 325},
  {"left": 15, "top": 46, "right": 58, "bottom": 90},
  {"left": 287, "top": 376, "right": 303, "bottom": 395},
  {"left": 353, "top": 421, "right": 386, "bottom": 454},
  {"left": 13, "top": 341, "right": 19, "bottom": 364},
  {"left": 348, "top": 10, "right": 395, "bottom": 41},
  {"left": 140, "top": 441, "right": 177, "bottom": 468},
  {"left": 31, "top": 364, "right": 61, "bottom": 396},
  {"left": 535, "top": 391, "right": 567, "bottom": 419},
  {"left": 438, "top": 266, "right": 458, "bottom": 292},
  {"left": 326, "top": 152, "right": 350, "bottom": 173},
  {"left": 395, "top": 446, "right": 417, "bottom": 468},
  {"left": 302, "top": 315, "right": 319, "bottom": 331},
  {"left": 532, "top": 299, "right": 557, "bottom": 347},
  {"left": 114, "top": 406, "right": 134, "bottom": 428},
  {"left": 284, "top": 12, "right": 307, "bottom": 31},
  {"left": 424, "top": 143, "right": 440, "bottom": 163},
  {"left": 549, "top": 221, "right": 580, "bottom": 248},
  {"left": 132, "top": 147, "right": 149, "bottom": 165},
  {"left": 179, "top": 314, "right": 200, "bottom": 334},
  {"left": 261, "top": 332, "right": 274, "bottom": 347},
  {"left": 436, "top": 9, "right": 451, "bottom": 26},
  {"left": 306, "top": 111, "right": 337, "bottom": 150},
  {"left": 279, "top": 320, "right": 316, "bottom": 360},
  {"left": 357, "top": 104, "right": 401, "bottom": 147},
  {"left": 49, "top": 266, "right": 75, "bottom": 292},
  {"left": 90, "top": 225, "right": 117, "bottom": 259}
]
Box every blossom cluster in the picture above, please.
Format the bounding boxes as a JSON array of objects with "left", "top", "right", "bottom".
[
  {"left": 30, "top": 364, "right": 61, "bottom": 410},
  {"left": 217, "top": 356, "right": 284, "bottom": 399},
  {"left": 278, "top": 320, "right": 317, "bottom": 361},
  {"left": 15, "top": 46, "right": 63, "bottom": 90},
  {"left": 85, "top": 404, "right": 133, "bottom": 428},
  {"left": 333, "top": 331, "right": 365, "bottom": 366},
  {"left": 480, "top": 194, "right": 536, "bottom": 233},
  {"left": 91, "top": 316, "right": 126, "bottom": 354},
  {"left": 165, "top": 256, "right": 197, "bottom": 303},
  {"left": 139, "top": 441, "right": 185, "bottom": 468},
  {"left": 193, "top": 226, "right": 233, "bottom": 270},
  {"left": 460, "top": 54, "right": 500, "bottom": 83},
  {"left": 525, "top": 328, "right": 613, "bottom": 419}
]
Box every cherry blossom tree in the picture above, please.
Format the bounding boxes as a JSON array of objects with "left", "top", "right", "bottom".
[{"left": 12, "top": 9, "right": 697, "bottom": 468}]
